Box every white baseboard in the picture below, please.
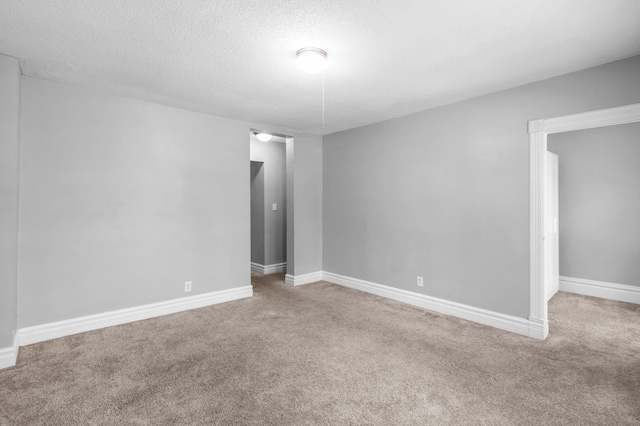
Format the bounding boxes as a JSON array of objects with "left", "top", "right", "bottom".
[
  {"left": 559, "top": 276, "right": 640, "bottom": 304},
  {"left": 527, "top": 318, "right": 547, "bottom": 340},
  {"left": 285, "top": 271, "right": 323, "bottom": 286},
  {"left": 323, "top": 272, "right": 540, "bottom": 339},
  {"left": 17, "top": 285, "right": 253, "bottom": 347},
  {"left": 251, "top": 262, "right": 287, "bottom": 274},
  {"left": 0, "top": 333, "right": 19, "bottom": 369}
]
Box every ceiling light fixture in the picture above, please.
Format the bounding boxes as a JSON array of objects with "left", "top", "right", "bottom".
[
  {"left": 255, "top": 133, "right": 272, "bottom": 142},
  {"left": 296, "top": 47, "right": 328, "bottom": 74}
]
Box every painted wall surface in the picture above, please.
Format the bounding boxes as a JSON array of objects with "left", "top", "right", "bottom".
[
  {"left": 548, "top": 123, "right": 640, "bottom": 287},
  {"left": 18, "top": 77, "right": 250, "bottom": 328},
  {"left": 250, "top": 138, "right": 286, "bottom": 266},
  {"left": 0, "top": 54, "right": 20, "bottom": 347},
  {"left": 250, "top": 161, "right": 265, "bottom": 265},
  {"left": 290, "top": 133, "right": 323, "bottom": 276},
  {"left": 323, "top": 55, "right": 640, "bottom": 318}
]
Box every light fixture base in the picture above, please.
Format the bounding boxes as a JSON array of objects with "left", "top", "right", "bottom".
[
  {"left": 255, "top": 132, "right": 272, "bottom": 142},
  {"left": 296, "top": 47, "right": 328, "bottom": 74}
]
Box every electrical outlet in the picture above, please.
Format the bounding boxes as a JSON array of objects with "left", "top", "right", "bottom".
[
  {"left": 184, "top": 281, "right": 192, "bottom": 292},
  {"left": 272, "top": 203, "right": 277, "bottom": 211},
  {"left": 417, "top": 276, "right": 423, "bottom": 287}
]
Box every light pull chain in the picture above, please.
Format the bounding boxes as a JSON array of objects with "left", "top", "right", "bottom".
[{"left": 322, "top": 75, "right": 325, "bottom": 129}]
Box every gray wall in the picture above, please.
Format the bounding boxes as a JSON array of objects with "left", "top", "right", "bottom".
[
  {"left": 548, "top": 123, "right": 640, "bottom": 287},
  {"left": 18, "top": 77, "right": 250, "bottom": 328},
  {"left": 289, "top": 133, "right": 323, "bottom": 276},
  {"left": 323, "top": 55, "right": 640, "bottom": 319},
  {"left": 250, "top": 161, "right": 265, "bottom": 265},
  {"left": 0, "top": 54, "right": 20, "bottom": 347},
  {"left": 250, "top": 138, "right": 286, "bottom": 266}
]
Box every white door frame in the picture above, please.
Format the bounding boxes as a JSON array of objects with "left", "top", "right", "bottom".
[{"left": 528, "top": 103, "right": 640, "bottom": 339}]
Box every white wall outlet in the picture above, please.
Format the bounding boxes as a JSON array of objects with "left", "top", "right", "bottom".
[
  {"left": 184, "top": 281, "right": 192, "bottom": 292},
  {"left": 417, "top": 276, "right": 424, "bottom": 287},
  {"left": 272, "top": 203, "right": 277, "bottom": 211}
]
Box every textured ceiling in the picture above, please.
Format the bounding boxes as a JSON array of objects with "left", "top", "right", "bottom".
[{"left": 1, "top": 1, "right": 639, "bottom": 135}]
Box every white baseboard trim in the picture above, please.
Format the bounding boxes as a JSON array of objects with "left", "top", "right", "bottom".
[
  {"left": 527, "top": 318, "right": 548, "bottom": 340},
  {"left": 285, "top": 271, "right": 323, "bottom": 286},
  {"left": 323, "top": 272, "right": 541, "bottom": 339},
  {"left": 0, "top": 333, "right": 20, "bottom": 369},
  {"left": 559, "top": 276, "right": 640, "bottom": 304},
  {"left": 17, "top": 285, "right": 253, "bottom": 347},
  {"left": 251, "top": 262, "right": 287, "bottom": 274}
]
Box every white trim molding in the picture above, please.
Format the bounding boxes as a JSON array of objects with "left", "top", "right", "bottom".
[
  {"left": 0, "top": 334, "right": 20, "bottom": 369},
  {"left": 285, "top": 271, "right": 323, "bottom": 286},
  {"left": 543, "top": 103, "right": 640, "bottom": 135},
  {"left": 17, "top": 285, "right": 253, "bottom": 347},
  {"left": 528, "top": 102, "right": 640, "bottom": 340},
  {"left": 528, "top": 119, "right": 548, "bottom": 339},
  {"left": 323, "top": 272, "right": 541, "bottom": 339},
  {"left": 559, "top": 276, "right": 640, "bottom": 304},
  {"left": 251, "top": 262, "right": 287, "bottom": 275}
]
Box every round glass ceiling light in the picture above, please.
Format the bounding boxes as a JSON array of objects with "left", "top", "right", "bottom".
[
  {"left": 256, "top": 133, "right": 272, "bottom": 142},
  {"left": 296, "top": 47, "right": 328, "bottom": 74}
]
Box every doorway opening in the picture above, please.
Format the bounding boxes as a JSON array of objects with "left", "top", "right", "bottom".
[
  {"left": 249, "top": 130, "right": 290, "bottom": 276},
  {"left": 546, "top": 124, "right": 640, "bottom": 305},
  {"left": 527, "top": 103, "right": 640, "bottom": 339}
]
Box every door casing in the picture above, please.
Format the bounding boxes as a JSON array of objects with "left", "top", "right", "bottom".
[{"left": 528, "top": 103, "right": 640, "bottom": 339}]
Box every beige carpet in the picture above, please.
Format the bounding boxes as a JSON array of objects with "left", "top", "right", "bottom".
[{"left": 1, "top": 273, "right": 639, "bottom": 425}]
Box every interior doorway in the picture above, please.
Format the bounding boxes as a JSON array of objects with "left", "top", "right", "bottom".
[
  {"left": 249, "top": 131, "right": 289, "bottom": 275},
  {"left": 528, "top": 103, "right": 640, "bottom": 339},
  {"left": 547, "top": 124, "right": 640, "bottom": 304},
  {"left": 250, "top": 161, "right": 265, "bottom": 269}
]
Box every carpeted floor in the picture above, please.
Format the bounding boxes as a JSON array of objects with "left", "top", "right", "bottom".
[{"left": 1, "top": 273, "right": 639, "bottom": 425}]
